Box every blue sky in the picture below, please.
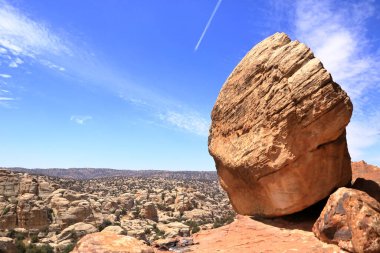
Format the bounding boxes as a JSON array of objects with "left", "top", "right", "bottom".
[{"left": 0, "top": 0, "right": 379, "bottom": 170}]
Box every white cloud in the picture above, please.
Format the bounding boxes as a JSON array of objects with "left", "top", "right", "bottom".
[
  {"left": 8, "top": 57, "right": 23, "bottom": 68},
  {"left": 0, "top": 73, "right": 11, "bottom": 78},
  {"left": 159, "top": 111, "right": 209, "bottom": 136},
  {"left": 347, "top": 117, "right": 380, "bottom": 159},
  {"left": 0, "top": 1, "right": 70, "bottom": 55},
  {"left": 0, "top": 0, "right": 70, "bottom": 71},
  {"left": 294, "top": 0, "right": 379, "bottom": 105},
  {"left": 0, "top": 97, "right": 13, "bottom": 100},
  {"left": 293, "top": 0, "right": 380, "bottom": 161},
  {"left": 70, "top": 115, "right": 92, "bottom": 125},
  {"left": 0, "top": 0, "right": 209, "bottom": 137}
]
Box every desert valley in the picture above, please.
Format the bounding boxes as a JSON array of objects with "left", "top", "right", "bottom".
[{"left": 1, "top": 32, "right": 380, "bottom": 253}]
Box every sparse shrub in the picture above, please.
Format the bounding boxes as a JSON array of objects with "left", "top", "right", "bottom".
[
  {"left": 144, "top": 227, "right": 151, "bottom": 235},
  {"left": 1, "top": 207, "right": 10, "bottom": 215},
  {"left": 213, "top": 212, "right": 236, "bottom": 228},
  {"left": 47, "top": 208, "right": 54, "bottom": 222},
  {"left": 31, "top": 234, "right": 39, "bottom": 243},
  {"left": 185, "top": 220, "right": 201, "bottom": 234},
  {"left": 98, "top": 219, "right": 112, "bottom": 231},
  {"left": 191, "top": 225, "right": 200, "bottom": 234},
  {"left": 15, "top": 240, "right": 26, "bottom": 253},
  {"left": 152, "top": 224, "right": 165, "bottom": 237},
  {"left": 132, "top": 207, "right": 140, "bottom": 218},
  {"left": 62, "top": 243, "right": 75, "bottom": 253},
  {"left": 25, "top": 244, "right": 54, "bottom": 253}
]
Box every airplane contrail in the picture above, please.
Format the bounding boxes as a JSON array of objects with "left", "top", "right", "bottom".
[{"left": 194, "top": 0, "right": 222, "bottom": 51}]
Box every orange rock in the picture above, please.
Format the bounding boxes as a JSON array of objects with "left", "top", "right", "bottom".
[
  {"left": 313, "top": 187, "right": 380, "bottom": 253},
  {"left": 209, "top": 32, "right": 353, "bottom": 217},
  {"left": 352, "top": 160, "right": 380, "bottom": 184},
  {"left": 71, "top": 232, "right": 154, "bottom": 253},
  {"left": 186, "top": 215, "right": 340, "bottom": 253}
]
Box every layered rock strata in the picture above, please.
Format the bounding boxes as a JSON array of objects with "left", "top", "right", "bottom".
[{"left": 208, "top": 32, "right": 353, "bottom": 217}]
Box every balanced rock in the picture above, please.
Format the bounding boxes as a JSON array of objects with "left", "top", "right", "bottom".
[
  {"left": 313, "top": 188, "right": 380, "bottom": 252},
  {"left": 208, "top": 32, "right": 353, "bottom": 217}
]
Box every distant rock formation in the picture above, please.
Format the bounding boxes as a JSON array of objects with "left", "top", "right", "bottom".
[
  {"left": 352, "top": 160, "right": 380, "bottom": 184},
  {"left": 209, "top": 32, "right": 353, "bottom": 217}
]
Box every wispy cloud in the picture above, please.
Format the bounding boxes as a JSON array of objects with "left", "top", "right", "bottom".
[
  {"left": 0, "top": 97, "right": 13, "bottom": 100},
  {"left": 293, "top": 0, "right": 380, "bottom": 161},
  {"left": 294, "top": 0, "right": 379, "bottom": 105},
  {"left": 0, "top": 0, "right": 210, "bottom": 136},
  {"left": 0, "top": 73, "right": 11, "bottom": 78},
  {"left": 194, "top": 0, "right": 222, "bottom": 51},
  {"left": 0, "top": 88, "right": 14, "bottom": 107},
  {"left": 159, "top": 111, "right": 209, "bottom": 136},
  {"left": 70, "top": 115, "right": 92, "bottom": 125},
  {"left": 0, "top": 0, "right": 70, "bottom": 64}
]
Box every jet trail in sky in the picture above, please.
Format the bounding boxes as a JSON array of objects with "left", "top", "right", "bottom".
[{"left": 194, "top": 0, "right": 222, "bottom": 51}]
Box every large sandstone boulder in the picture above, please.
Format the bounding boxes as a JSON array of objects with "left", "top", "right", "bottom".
[
  {"left": 313, "top": 188, "right": 380, "bottom": 253},
  {"left": 71, "top": 232, "right": 154, "bottom": 253},
  {"left": 208, "top": 32, "right": 353, "bottom": 217}
]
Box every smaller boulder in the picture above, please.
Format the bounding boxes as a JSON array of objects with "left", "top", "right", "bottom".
[
  {"left": 140, "top": 202, "right": 158, "bottom": 222},
  {"left": 56, "top": 222, "right": 97, "bottom": 242},
  {"left": 313, "top": 187, "right": 380, "bottom": 252},
  {"left": 0, "top": 237, "right": 17, "bottom": 253},
  {"left": 71, "top": 232, "right": 154, "bottom": 253},
  {"left": 101, "top": 225, "right": 127, "bottom": 235}
]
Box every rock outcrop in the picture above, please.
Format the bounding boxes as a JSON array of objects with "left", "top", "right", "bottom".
[
  {"left": 313, "top": 188, "right": 380, "bottom": 253},
  {"left": 186, "top": 215, "right": 341, "bottom": 252},
  {"left": 71, "top": 232, "right": 154, "bottom": 253},
  {"left": 0, "top": 237, "right": 17, "bottom": 253},
  {"left": 208, "top": 32, "right": 353, "bottom": 217},
  {"left": 352, "top": 160, "right": 380, "bottom": 184},
  {"left": 140, "top": 202, "right": 158, "bottom": 222}
]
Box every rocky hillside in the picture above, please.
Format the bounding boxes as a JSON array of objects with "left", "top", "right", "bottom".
[
  {"left": 5, "top": 167, "right": 217, "bottom": 181},
  {"left": 0, "top": 169, "right": 234, "bottom": 252}
]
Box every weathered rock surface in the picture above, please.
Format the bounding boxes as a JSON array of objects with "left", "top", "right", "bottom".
[
  {"left": 0, "top": 237, "right": 17, "bottom": 253},
  {"left": 101, "top": 225, "right": 127, "bottom": 235},
  {"left": 185, "top": 215, "right": 341, "bottom": 253},
  {"left": 140, "top": 202, "right": 158, "bottom": 222},
  {"left": 56, "top": 222, "right": 98, "bottom": 243},
  {"left": 352, "top": 161, "right": 380, "bottom": 184},
  {"left": 71, "top": 232, "right": 154, "bottom": 253},
  {"left": 208, "top": 32, "right": 353, "bottom": 217},
  {"left": 313, "top": 187, "right": 380, "bottom": 253}
]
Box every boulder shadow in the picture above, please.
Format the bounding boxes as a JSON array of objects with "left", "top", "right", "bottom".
[
  {"left": 351, "top": 177, "right": 380, "bottom": 202},
  {"left": 251, "top": 197, "right": 329, "bottom": 232}
]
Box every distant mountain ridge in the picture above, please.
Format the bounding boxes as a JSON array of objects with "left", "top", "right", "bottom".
[{"left": 4, "top": 167, "right": 218, "bottom": 181}]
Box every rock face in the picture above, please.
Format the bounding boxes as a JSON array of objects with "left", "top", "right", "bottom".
[
  {"left": 208, "top": 32, "right": 353, "bottom": 217},
  {"left": 186, "top": 215, "right": 341, "bottom": 253},
  {"left": 0, "top": 237, "right": 17, "bottom": 253},
  {"left": 140, "top": 202, "right": 158, "bottom": 222},
  {"left": 71, "top": 232, "right": 154, "bottom": 253},
  {"left": 313, "top": 188, "right": 380, "bottom": 253},
  {"left": 352, "top": 160, "right": 380, "bottom": 185}
]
